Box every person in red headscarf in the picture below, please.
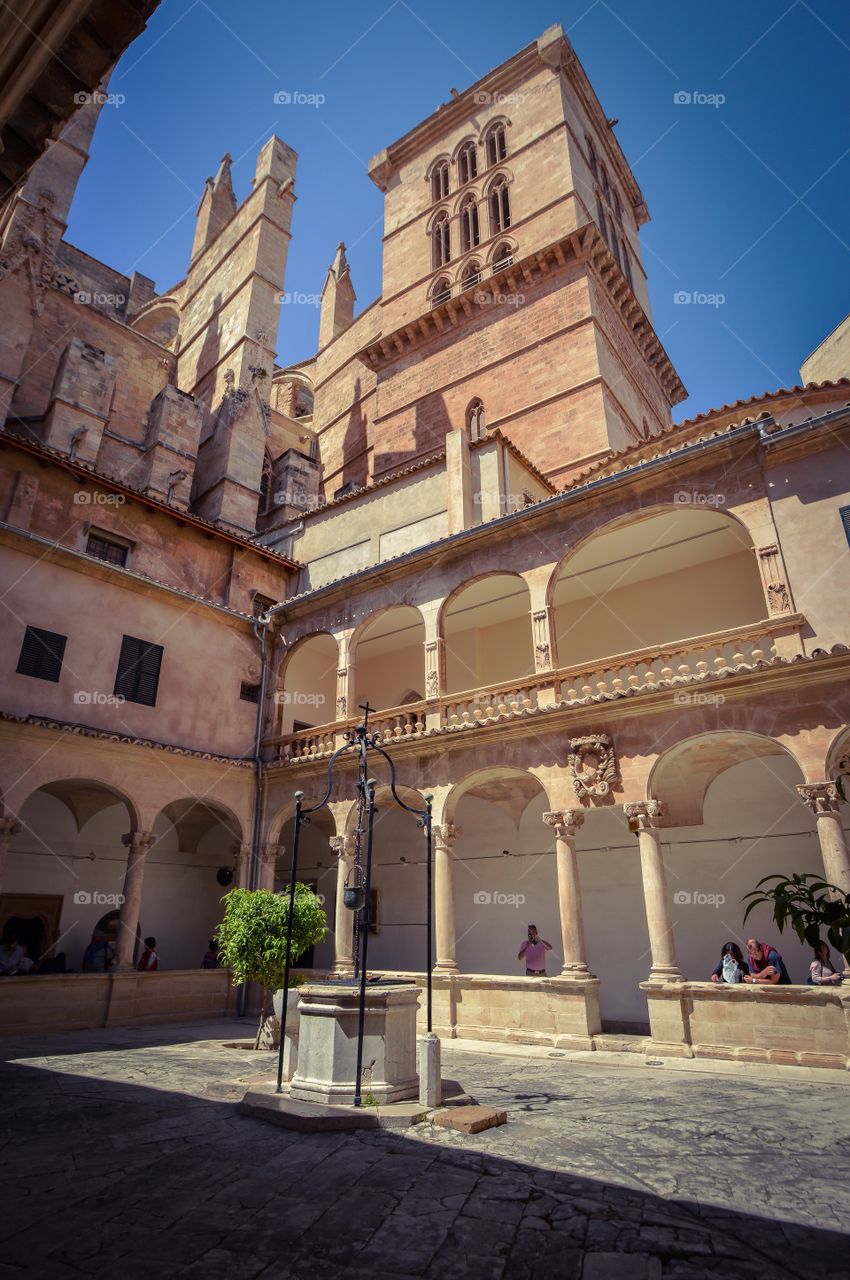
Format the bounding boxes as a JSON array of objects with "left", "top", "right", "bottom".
[{"left": 743, "top": 938, "right": 791, "bottom": 984}]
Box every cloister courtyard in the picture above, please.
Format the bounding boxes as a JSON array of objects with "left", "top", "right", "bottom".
[{"left": 1, "top": 1018, "right": 848, "bottom": 1279}]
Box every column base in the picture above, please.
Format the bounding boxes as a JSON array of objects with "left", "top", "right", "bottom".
[
  {"left": 559, "top": 963, "right": 594, "bottom": 980},
  {"left": 647, "top": 965, "right": 683, "bottom": 983},
  {"left": 433, "top": 961, "right": 459, "bottom": 974}
]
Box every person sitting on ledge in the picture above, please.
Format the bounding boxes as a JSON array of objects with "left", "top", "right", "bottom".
[
  {"left": 743, "top": 937, "right": 792, "bottom": 984},
  {"left": 809, "top": 940, "right": 842, "bottom": 985},
  {"left": 518, "top": 924, "right": 552, "bottom": 977},
  {"left": 137, "top": 936, "right": 159, "bottom": 971},
  {"left": 0, "top": 934, "right": 34, "bottom": 976},
  {"left": 82, "top": 930, "right": 113, "bottom": 972},
  {"left": 201, "top": 939, "right": 219, "bottom": 969},
  {"left": 710, "top": 941, "right": 747, "bottom": 983}
]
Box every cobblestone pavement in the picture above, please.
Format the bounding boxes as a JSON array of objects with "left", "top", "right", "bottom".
[{"left": 1, "top": 1020, "right": 849, "bottom": 1280}]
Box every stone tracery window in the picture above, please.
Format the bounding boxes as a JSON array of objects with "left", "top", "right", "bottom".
[
  {"left": 485, "top": 123, "right": 507, "bottom": 167},
  {"left": 488, "top": 175, "right": 511, "bottom": 236},
  {"left": 431, "top": 159, "right": 449, "bottom": 203},
  {"left": 460, "top": 193, "right": 480, "bottom": 252},
  {"left": 457, "top": 141, "right": 478, "bottom": 186},
  {"left": 492, "top": 242, "right": 513, "bottom": 272},
  {"left": 461, "top": 260, "right": 481, "bottom": 291},
  {"left": 432, "top": 212, "right": 451, "bottom": 269},
  {"left": 431, "top": 276, "right": 451, "bottom": 307},
  {"left": 466, "top": 397, "right": 486, "bottom": 441}
]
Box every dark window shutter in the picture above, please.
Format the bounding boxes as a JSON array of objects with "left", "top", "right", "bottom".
[
  {"left": 841, "top": 506, "right": 850, "bottom": 547},
  {"left": 240, "top": 682, "right": 260, "bottom": 703},
  {"left": 86, "top": 533, "right": 129, "bottom": 567},
  {"left": 114, "top": 635, "right": 163, "bottom": 707},
  {"left": 16, "top": 626, "right": 67, "bottom": 682}
]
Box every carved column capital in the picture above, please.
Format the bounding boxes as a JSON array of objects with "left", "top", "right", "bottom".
[
  {"left": 543, "top": 809, "right": 585, "bottom": 840},
  {"left": 433, "top": 823, "right": 462, "bottom": 849},
  {"left": 121, "top": 830, "right": 156, "bottom": 856},
  {"left": 0, "top": 816, "right": 22, "bottom": 844},
  {"left": 623, "top": 800, "right": 664, "bottom": 832},
  {"left": 329, "top": 834, "right": 355, "bottom": 858},
  {"left": 797, "top": 782, "right": 842, "bottom": 817},
  {"left": 260, "top": 842, "right": 282, "bottom": 867}
]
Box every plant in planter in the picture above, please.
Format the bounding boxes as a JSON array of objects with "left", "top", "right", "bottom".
[
  {"left": 215, "top": 886, "right": 328, "bottom": 1048},
  {"left": 743, "top": 873, "right": 850, "bottom": 968}
]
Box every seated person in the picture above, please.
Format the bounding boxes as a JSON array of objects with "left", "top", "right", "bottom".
[
  {"left": 0, "top": 934, "right": 30, "bottom": 975},
  {"left": 201, "top": 940, "right": 219, "bottom": 969},
  {"left": 710, "top": 941, "right": 747, "bottom": 983},
  {"left": 137, "top": 936, "right": 158, "bottom": 971},
  {"left": 810, "top": 940, "right": 842, "bottom": 985},
  {"left": 743, "top": 937, "right": 792, "bottom": 984},
  {"left": 82, "top": 931, "right": 114, "bottom": 972}
]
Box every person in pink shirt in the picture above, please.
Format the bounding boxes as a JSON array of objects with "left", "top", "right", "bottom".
[{"left": 518, "top": 924, "right": 552, "bottom": 976}]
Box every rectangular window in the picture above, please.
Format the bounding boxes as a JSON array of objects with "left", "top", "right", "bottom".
[
  {"left": 841, "top": 505, "right": 850, "bottom": 547},
  {"left": 252, "top": 593, "right": 276, "bottom": 618},
  {"left": 86, "top": 530, "right": 130, "bottom": 567},
  {"left": 240, "top": 681, "right": 260, "bottom": 703},
  {"left": 114, "top": 634, "right": 163, "bottom": 707},
  {"left": 16, "top": 625, "right": 67, "bottom": 683}
]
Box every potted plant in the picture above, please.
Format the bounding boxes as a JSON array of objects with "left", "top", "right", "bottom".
[
  {"left": 215, "top": 885, "right": 328, "bottom": 1049},
  {"left": 744, "top": 873, "right": 850, "bottom": 970}
]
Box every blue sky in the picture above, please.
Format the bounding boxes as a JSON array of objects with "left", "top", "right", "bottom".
[{"left": 67, "top": 0, "right": 850, "bottom": 421}]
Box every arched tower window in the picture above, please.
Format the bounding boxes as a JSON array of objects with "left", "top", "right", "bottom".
[
  {"left": 431, "top": 160, "right": 449, "bottom": 203},
  {"left": 457, "top": 141, "right": 478, "bottom": 186},
  {"left": 461, "top": 260, "right": 481, "bottom": 291},
  {"left": 431, "top": 276, "right": 451, "bottom": 307},
  {"left": 492, "top": 242, "right": 513, "bottom": 272},
  {"left": 466, "top": 398, "right": 486, "bottom": 442},
  {"left": 258, "top": 453, "right": 273, "bottom": 516},
  {"left": 586, "top": 136, "right": 598, "bottom": 180},
  {"left": 485, "top": 123, "right": 507, "bottom": 167},
  {"left": 488, "top": 176, "right": 511, "bottom": 236},
  {"left": 432, "top": 212, "right": 451, "bottom": 269},
  {"left": 621, "top": 240, "right": 633, "bottom": 288},
  {"left": 460, "top": 193, "right": 480, "bottom": 252}
]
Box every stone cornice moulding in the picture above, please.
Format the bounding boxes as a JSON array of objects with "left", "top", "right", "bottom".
[
  {"left": 354, "top": 224, "right": 686, "bottom": 406},
  {"left": 0, "top": 710, "right": 255, "bottom": 768}
]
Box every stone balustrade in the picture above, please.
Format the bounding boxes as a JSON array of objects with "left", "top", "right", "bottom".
[{"left": 265, "top": 617, "right": 802, "bottom": 765}]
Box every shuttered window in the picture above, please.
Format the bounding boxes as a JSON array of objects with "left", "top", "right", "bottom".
[
  {"left": 86, "top": 531, "right": 129, "bottom": 567},
  {"left": 841, "top": 506, "right": 850, "bottom": 547},
  {"left": 240, "top": 682, "right": 260, "bottom": 703},
  {"left": 16, "top": 626, "right": 67, "bottom": 682},
  {"left": 114, "top": 635, "right": 163, "bottom": 706}
]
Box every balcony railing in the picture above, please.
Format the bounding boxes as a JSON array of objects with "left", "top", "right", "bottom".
[{"left": 263, "top": 616, "right": 802, "bottom": 765}]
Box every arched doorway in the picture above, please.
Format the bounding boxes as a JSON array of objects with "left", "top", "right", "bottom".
[{"left": 2, "top": 779, "right": 137, "bottom": 971}]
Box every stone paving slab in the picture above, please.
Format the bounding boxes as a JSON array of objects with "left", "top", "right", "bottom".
[{"left": 1, "top": 1019, "right": 849, "bottom": 1279}]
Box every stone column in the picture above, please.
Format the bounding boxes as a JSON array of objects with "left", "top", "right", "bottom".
[
  {"left": 330, "top": 834, "right": 355, "bottom": 973},
  {"left": 543, "top": 809, "right": 590, "bottom": 977},
  {"left": 0, "top": 815, "right": 22, "bottom": 896},
  {"left": 114, "top": 831, "right": 156, "bottom": 970},
  {"left": 234, "top": 842, "right": 252, "bottom": 890},
  {"left": 258, "top": 843, "right": 281, "bottom": 893},
  {"left": 433, "top": 823, "right": 461, "bottom": 972},
  {"left": 624, "top": 801, "right": 681, "bottom": 982},
  {"left": 798, "top": 782, "right": 850, "bottom": 977}
]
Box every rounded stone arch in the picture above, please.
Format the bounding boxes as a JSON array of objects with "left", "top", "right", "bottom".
[
  {"left": 478, "top": 114, "right": 512, "bottom": 152},
  {"left": 546, "top": 503, "right": 766, "bottom": 669},
  {"left": 349, "top": 604, "right": 427, "bottom": 713},
  {"left": 270, "top": 367, "right": 314, "bottom": 419},
  {"left": 153, "top": 796, "right": 244, "bottom": 853},
  {"left": 426, "top": 204, "right": 452, "bottom": 236},
  {"left": 129, "top": 296, "right": 181, "bottom": 349},
  {"left": 13, "top": 773, "right": 140, "bottom": 835},
  {"left": 451, "top": 134, "right": 479, "bottom": 167},
  {"left": 277, "top": 630, "right": 339, "bottom": 733},
  {"left": 487, "top": 236, "right": 517, "bottom": 269},
  {"left": 825, "top": 726, "right": 850, "bottom": 783},
  {"left": 438, "top": 571, "right": 534, "bottom": 694},
  {"left": 647, "top": 729, "right": 806, "bottom": 829},
  {"left": 268, "top": 794, "right": 338, "bottom": 848},
  {"left": 443, "top": 766, "right": 550, "bottom": 828}
]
